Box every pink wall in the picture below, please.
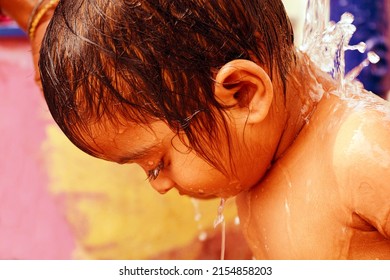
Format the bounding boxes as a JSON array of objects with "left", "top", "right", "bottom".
[{"left": 0, "top": 38, "right": 74, "bottom": 259}]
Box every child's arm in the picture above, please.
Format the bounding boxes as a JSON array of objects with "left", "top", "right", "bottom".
[{"left": 334, "top": 109, "right": 390, "bottom": 239}]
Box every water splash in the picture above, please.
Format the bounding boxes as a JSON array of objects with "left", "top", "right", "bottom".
[
  {"left": 213, "top": 198, "right": 226, "bottom": 228},
  {"left": 300, "top": 0, "right": 380, "bottom": 95},
  {"left": 190, "top": 198, "right": 208, "bottom": 241},
  {"left": 191, "top": 197, "right": 231, "bottom": 259},
  {"left": 234, "top": 216, "right": 240, "bottom": 226},
  {"left": 301, "top": 0, "right": 330, "bottom": 52},
  {"left": 345, "top": 51, "right": 380, "bottom": 83},
  {"left": 213, "top": 198, "right": 226, "bottom": 260}
]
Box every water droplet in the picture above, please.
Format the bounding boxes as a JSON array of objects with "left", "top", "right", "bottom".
[
  {"left": 213, "top": 198, "right": 227, "bottom": 260},
  {"left": 198, "top": 231, "right": 207, "bottom": 241},
  {"left": 194, "top": 213, "right": 201, "bottom": 222},
  {"left": 367, "top": 51, "right": 380, "bottom": 64},
  {"left": 191, "top": 198, "right": 206, "bottom": 241},
  {"left": 213, "top": 198, "right": 226, "bottom": 228},
  {"left": 340, "top": 12, "right": 354, "bottom": 24}
]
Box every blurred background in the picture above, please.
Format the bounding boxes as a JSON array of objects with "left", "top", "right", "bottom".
[{"left": 0, "top": 0, "right": 389, "bottom": 259}]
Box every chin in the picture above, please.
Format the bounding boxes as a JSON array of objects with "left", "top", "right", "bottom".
[
  {"left": 181, "top": 191, "right": 217, "bottom": 200},
  {"left": 176, "top": 185, "right": 245, "bottom": 200},
  {"left": 175, "top": 188, "right": 222, "bottom": 200}
]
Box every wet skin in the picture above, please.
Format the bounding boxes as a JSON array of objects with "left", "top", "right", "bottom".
[
  {"left": 236, "top": 93, "right": 390, "bottom": 259},
  {"left": 87, "top": 92, "right": 390, "bottom": 259},
  {"left": 80, "top": 59, "right": 390, "bottom": 259}
]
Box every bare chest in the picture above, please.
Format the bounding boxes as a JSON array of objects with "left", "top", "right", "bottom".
[
  {"left": 236, "top": 149, "right": 390, "bottom": 259},
  {"left": 236, "top": 157, "right": 348, "bottom": 259}
]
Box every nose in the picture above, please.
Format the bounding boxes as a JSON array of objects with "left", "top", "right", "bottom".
[{"left": 149, "top": 175, "right": 175, "bottom": 194}]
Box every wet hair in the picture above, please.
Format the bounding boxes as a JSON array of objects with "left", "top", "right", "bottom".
[{"left": 39, "top": 0, "right": 295, "bottom": 170}]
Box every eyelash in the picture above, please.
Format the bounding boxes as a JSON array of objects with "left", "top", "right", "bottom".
[{"left": 146, "top": 161, "right": 164, "bottom": 181}]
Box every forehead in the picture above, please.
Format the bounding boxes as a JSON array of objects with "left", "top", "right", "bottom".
[{"left": 84, "top": 120, "right": 172, "bottom": 163}]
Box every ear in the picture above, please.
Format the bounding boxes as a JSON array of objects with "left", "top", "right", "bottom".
[{"left": 214, "top": 59, "right": 273, "bottom": 124}]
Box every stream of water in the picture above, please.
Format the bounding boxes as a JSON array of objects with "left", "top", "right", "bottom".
[{"left": 300, "top": 0, "right": 379, "bottom": 95}]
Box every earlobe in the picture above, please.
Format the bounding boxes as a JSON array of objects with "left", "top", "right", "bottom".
[{"left": 214, "top": 59, "right": 273, "bottom": 124}]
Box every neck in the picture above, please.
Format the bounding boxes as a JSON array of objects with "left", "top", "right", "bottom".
[{"left": 272, "top": 52, "right": 335, "bottom": 161}]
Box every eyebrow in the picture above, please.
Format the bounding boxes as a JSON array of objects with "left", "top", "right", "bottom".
[{"left": 116, "top": 143, "right": 160, "bottom": 164}]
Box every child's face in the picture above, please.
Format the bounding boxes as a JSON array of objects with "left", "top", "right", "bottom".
[{"left": 85, "top": 119, "right": 271, "bottom": 199}]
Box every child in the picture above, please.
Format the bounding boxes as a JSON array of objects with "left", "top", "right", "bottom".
[{"left": 38, "top": 0, "right": 390, "bottom": 259}]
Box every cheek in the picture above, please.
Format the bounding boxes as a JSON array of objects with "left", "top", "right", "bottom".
[
  {"left": 167, "top": 136, "right": 243, "bottom": 197},
  {"left": 169, "top": 154, "right": 233, "bottom": 197}
]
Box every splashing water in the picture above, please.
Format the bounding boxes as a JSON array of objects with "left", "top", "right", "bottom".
[
  {"left": 301, "top": 0, "right": 330, "bottom": 52},
  {"left": 214, "top": 198, "right": 226, "bottom": 260},
  {"left": 191, "top": 198, "right": 228, "bottom": 259},
  {"left": 213, "top": 198, "right": 226, "bottom": 228},
  {"left": 300, "top": 0, "right": 380, "bottom": 96},
  {"left": 345, "top": 51, "right": 380, "bottom": 83},
  {"left": 190, "top": 198, "right": 208, "bottom": 241}
]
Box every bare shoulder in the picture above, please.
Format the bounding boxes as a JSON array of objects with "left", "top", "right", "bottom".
[
  {"left": 333, "top": 94, "right": 390, "bottom": 238},
  {"left": 333, "top": 95, "right": 390, "bottom": 171}
]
